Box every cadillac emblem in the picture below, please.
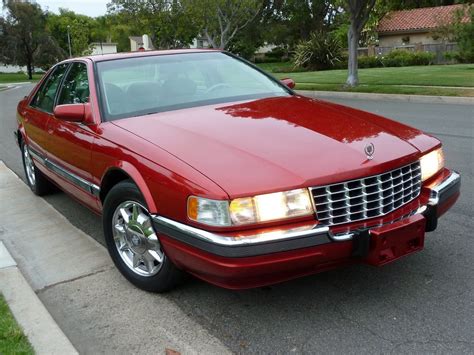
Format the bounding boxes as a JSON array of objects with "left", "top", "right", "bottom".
[{"left": 364, "top": 143, "right": 375, "bottom": 160}]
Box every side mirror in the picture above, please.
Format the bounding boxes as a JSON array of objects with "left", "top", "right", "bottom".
[
  {"left": 280, "top": 78, "right": 295, "bottom": 89},
  {"left": 54, "top": 104, "right": 85, "bottom": 122}
]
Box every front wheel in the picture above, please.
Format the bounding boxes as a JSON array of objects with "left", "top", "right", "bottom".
[
  {"left": 21, "top": 141, "right": 54, "bottom": 196},
  {"left": 103, "top": 180, "right": 183, "bottom": 292}
]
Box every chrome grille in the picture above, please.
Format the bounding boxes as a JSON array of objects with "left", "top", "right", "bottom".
[{"left": 310, "top": 162, "right": 422, "bottom": 226}]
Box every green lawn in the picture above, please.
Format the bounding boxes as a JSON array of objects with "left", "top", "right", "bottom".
[
  {"left": 258, "top": 63, "right": 474, "bottom": 97},
  {"left": 0, "top": 73, "right": 43, "bottom": 83},
  {"left": 0, "top": 294, "right": 34, "bottom": 355}
]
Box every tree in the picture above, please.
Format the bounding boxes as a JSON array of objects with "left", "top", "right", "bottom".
[
  {"left": 182, "top": 0, "right": 261, "bottom": 50},
  {"left": 47, "top": 9, "right": 96, "bottom": 56},
  {"left": 453, "top": 5, "right": 474, "bottom": 62},
  {"left": 344, "top": 0, "right": 377, "bottom": 87},
  {"left": 92, "top": 14, "right": 132, "bottom": 53},
  {"left": 0, "top": 2, "right": 64, "bottom": 79},
  {"left": 107, "top": 0, "right": 197, "bottom": 49},
  {"left": 260, "top": 0, "right": 342, "bottom": 49}
]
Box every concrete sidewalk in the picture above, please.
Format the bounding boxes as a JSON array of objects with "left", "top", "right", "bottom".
[
  {"left": 0, "top": 162, "right": 230, "bottom": 354},
  {"left": 0, "top": 242, "right": 78, "bottom": 354}
]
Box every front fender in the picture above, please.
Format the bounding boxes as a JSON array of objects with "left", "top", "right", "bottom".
[{"left": 102, "top": 161, "right": 158, "bottom": 212}]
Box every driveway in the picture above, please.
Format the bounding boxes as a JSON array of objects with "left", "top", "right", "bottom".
[{"left": 1, "top": 84, "right": 473, "bottom": 353}]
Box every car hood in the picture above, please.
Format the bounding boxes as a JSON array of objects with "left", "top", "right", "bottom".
[{"left": 113, "top": 95, "right": 439, "bottom": 198}]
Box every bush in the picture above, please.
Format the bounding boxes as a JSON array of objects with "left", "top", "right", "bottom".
[
  {"left": 293, "top": 32, "right": 343, "bottom": 70},
  {"left": 333, "top": 50, "right": 433, "bottom": 70},
  {"left": 358, "top": 56, "right": 383, "bottom": 68},
  {"left": 382, "top": 49, "right": 435, "bottom": 67}
]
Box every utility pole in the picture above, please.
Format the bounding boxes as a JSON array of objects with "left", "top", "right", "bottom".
[{"left": 67, "top": 25, "right": 72, "bottom": 58}]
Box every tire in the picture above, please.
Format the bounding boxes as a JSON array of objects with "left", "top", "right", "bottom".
[
  {"left": 21, "top": 141, "right": 54, "bottom": 196},
  {"left": 103, "top": 180, "right": 183, "bottom": 292}
]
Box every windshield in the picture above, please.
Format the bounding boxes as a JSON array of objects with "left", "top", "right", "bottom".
[{"left": 96, "top": 52, "right": 290, "bottom": 121}]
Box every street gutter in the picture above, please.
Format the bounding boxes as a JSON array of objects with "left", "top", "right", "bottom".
[{"left": 297, "top": 90, "right": 474, "bottom": 105}]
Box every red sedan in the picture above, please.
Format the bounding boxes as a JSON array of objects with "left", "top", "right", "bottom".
[{"left": 15, "top": 50, "right": 460, "bottom": 292}]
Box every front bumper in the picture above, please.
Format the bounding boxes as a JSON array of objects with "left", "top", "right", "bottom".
[{"left": 152, "top": 170, "right": 460, "bottom": 289}]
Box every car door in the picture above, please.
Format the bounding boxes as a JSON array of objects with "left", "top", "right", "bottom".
[
  {"left": 24, "top": 63, "right": 69, "bottom": 163},
  {"left": 44, "top": 61, "right": 98, "bottom": 206}
]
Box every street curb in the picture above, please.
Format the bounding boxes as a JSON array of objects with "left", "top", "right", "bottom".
[
  {"left": 0, "top": 161, "right": 232, "bottom": 354},
  {"left": 0, "top": 242, "right": 79, "bottom": 355},
  {"left": 0, "top": 81, "right": 33, "bottom": 85},
  {"left": 297, "top": 90, "right": 474, "bottom": 105}
]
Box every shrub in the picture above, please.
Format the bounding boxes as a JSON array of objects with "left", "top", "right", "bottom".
[
  {"left": 333, "top": 50, "right": 434, "bottom": 70},
  {"left": 358, "top": 56, "right": 383, "bottom": 68},
  {"left": 382, "top": 49, "right": 435, "bottom": 67},
  {"left": 293, "top": 32, "right": 343, "bottom": 70}
]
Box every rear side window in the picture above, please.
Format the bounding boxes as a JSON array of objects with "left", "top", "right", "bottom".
[
  {"left": 58, "top": 62, "right": 90, "bottom": 105},
  {"left": 31, "top": 64, "right": 69, "bottom": 113}
]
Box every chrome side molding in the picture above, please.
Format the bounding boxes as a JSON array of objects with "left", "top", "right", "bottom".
[{"left": 28, "top": 146, "right": 100, "bottom": 197}]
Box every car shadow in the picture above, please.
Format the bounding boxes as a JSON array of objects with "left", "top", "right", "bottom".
[{"left": 163, "top": 251, "right": 461, "bottom": 353}]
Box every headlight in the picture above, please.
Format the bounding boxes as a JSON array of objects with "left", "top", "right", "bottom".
[
  {"left": 187, "top": 197, "right": 231, "bottom": 226},
  {"left": 188, "top": 188, "right": 314, "bottom": 227},
  {"left": 420, "top": 148, "right": 444, "bottom": 181}
]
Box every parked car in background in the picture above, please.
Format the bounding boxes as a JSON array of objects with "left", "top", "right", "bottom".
[{"left": 15, "top": 50, "right": 460, "bottom": 292}]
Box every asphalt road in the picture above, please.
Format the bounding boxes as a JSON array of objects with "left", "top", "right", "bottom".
[{"left": 1, "top": 84, "right": 473, "bottom": 354}]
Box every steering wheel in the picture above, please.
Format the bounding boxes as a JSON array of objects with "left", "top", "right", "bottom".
[{"left": 205, "top": 83, "right": 232, "bottom": 94}]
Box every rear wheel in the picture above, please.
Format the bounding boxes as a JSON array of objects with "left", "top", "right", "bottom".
[
  {"left": 21, "top": 141, "right": 54, "bottom": 196},
  {"left": 103, "top": 180, "right": 183, "bottom": 292}
]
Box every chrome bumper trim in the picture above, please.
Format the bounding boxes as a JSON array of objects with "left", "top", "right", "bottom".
[
  {"left": 152, "top": 215, "right": 329, "bottom": 246},
  {"left": 152, "top": 215, "right": 332, "bottom": 257},
  {"left": 328, "top": 205, "right": 428, "bottom": 242},
  {"left": 428, "top": 171, "right": 461, "bottom": 206}
]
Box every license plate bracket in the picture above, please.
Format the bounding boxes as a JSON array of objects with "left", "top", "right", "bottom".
[{"left": 365, "top": 214, "right": 426, "bottom": 266}]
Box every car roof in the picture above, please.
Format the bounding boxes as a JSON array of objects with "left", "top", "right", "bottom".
[{"left": 60, "top": 48, "right": 222, "bottom": 64}]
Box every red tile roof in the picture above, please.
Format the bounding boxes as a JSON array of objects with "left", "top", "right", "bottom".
[{"left": 377, "top": 4, "right": 468, "bottom": 34}]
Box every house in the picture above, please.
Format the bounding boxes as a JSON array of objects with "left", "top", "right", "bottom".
[
  {"left": 377, "top": 4, "right": 467, "bottom": 47},
  {"left": 189, "top": 36, "right": 209, "bottom": 49},
  {"left": 254, "top": 43, "right": 278, "bottom": 60},
  {"left": 129, "top": 35, "right": 154, "bottom": 51},
  {"left": 90, "top": 42, "right": 117, "bottom": 56},
  {"left": 0, "top": 64, "right": 27, "bottom": 74}
]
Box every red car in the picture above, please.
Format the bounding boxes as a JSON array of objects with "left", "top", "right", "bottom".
[{"left": 15, "top": 50, "right": 460, "bottom": 292}]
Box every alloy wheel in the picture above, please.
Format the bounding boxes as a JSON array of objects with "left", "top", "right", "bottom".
[
  {"left": 112, "top": 201, "right": 164, "bottom": 277},
  {"left": 23, "top": 146, "right": 36, "bottom": 187}
]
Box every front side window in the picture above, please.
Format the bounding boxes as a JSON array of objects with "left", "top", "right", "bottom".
[
  {"left": 58, "top": 62, "right": 90, "bottom": 105},
  {"left": 31, "top": 63, "right": 69, "bottom": 113},
  {"left": 96, "top": 52, "right": 290, "bottom": 121}
]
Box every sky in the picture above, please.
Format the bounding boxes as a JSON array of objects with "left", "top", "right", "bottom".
[{"left": 37, "top": 0, "right": 109, "bottom": 17}]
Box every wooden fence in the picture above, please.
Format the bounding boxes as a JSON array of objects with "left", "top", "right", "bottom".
[{"left": 358, "top": 43, "right": 459, "bottom": 64}]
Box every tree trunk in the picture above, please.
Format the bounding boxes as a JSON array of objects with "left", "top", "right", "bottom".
[
  {"left": 26, "top": 62, "right": 33, "bottom": 80},
  {"left": 204, "top": 29, "right": 218, "bottom": 49},
  {"left": 218, "top": 37, "right": 226, "bottom": 50},
  {"left": 346, "top": 23, "right": 359, "bottom": 87}
]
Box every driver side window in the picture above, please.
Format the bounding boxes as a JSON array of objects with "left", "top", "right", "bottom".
[
  {"left": 57, "top": 62, "right": 90, "bottom": 105},
  {"left": 31, "top": 64, "right": 69, "bottom": 113}
]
